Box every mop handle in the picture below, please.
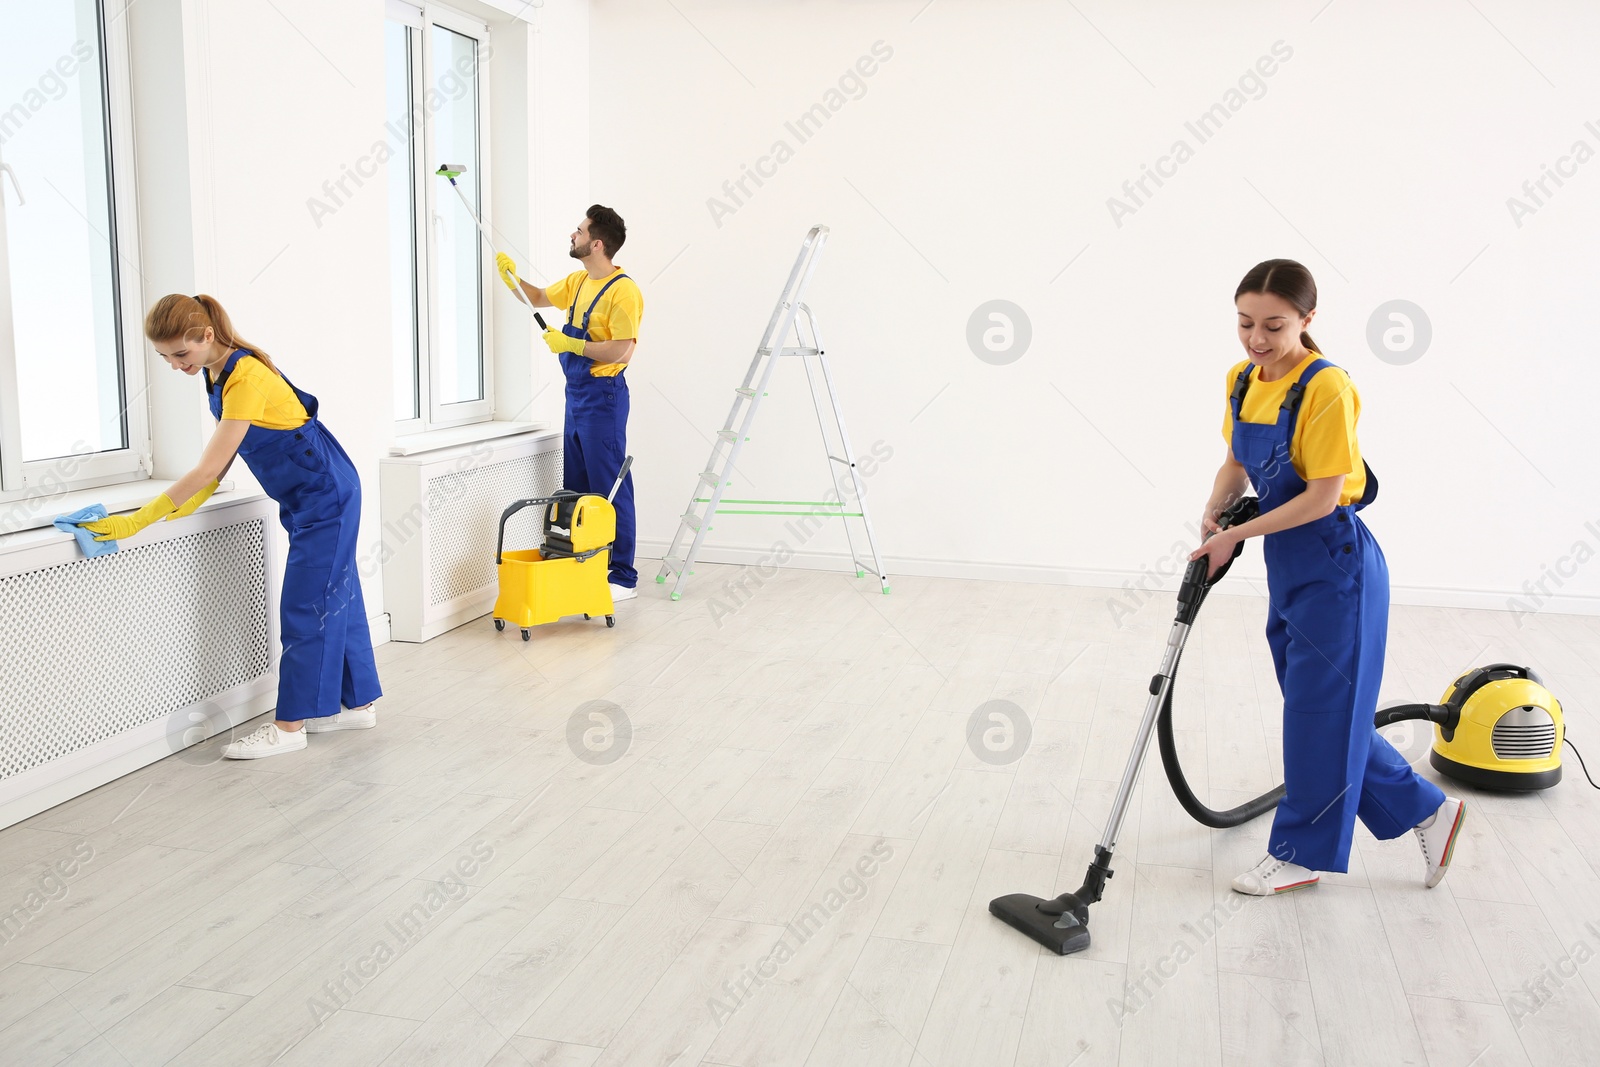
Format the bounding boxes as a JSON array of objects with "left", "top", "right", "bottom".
[
  {"left": 607, "top": 456, "right": 634, "bottom": 503},
  {"left": 443, "top": 177, "right": 544, "bottom": 321}
]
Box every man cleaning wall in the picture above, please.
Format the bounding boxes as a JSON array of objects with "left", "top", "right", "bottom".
[{"left": 495, "top": 206, "right": 643, "bottom": 600}]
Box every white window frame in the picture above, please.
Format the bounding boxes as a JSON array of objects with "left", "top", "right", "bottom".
[
  {"left": 390, "top": 12, "right": 426, "bottom": 438},
  {"left": 0, "top": 0, "right": 149, "bottom": 500},
  {"left": 389, "top": 1, "right": 495, "bottom": 435}
]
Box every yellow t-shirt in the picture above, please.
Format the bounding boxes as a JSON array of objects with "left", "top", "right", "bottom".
[
  {"left": 544, "top": 267, "right": 644, "bottom": 378},
  {"left": 220, "top": 355, "right": 308, "bottom": 430},
  {"left": 1221, "top": 354, "right": 1366, "bottom": 506}
]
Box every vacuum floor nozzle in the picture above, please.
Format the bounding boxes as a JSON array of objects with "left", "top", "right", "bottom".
[{"left": 988, "top": 892, "right": 1092, "bottom": 956}]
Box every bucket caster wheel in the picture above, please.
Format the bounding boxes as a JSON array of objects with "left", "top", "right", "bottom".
[
  {"left": 494, "top": 619, "right": 505, "bottom": 632},
  {"left": 583, "top": 613, "right": 590, "bottom": 619},
  {"left": 606, "top": 616, "right": 616, "bottom": 627},
  {"left": 521, "top": 629, "right": 531, "bottom": 641}
]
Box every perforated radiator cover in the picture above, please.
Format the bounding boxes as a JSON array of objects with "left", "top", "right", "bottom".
[
  {"left": 0, "top": 521, "right": 273, "bottom": 781},
  {"left": 426, "top": 450, "right": 561, "bottom": 606}
]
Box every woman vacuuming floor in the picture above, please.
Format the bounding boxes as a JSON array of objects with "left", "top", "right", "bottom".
[
  {"left": 1188, "top": 259, "right": 1466, "bottom": 895},
  {"left": 79, "top": 294, "right": 381, "bottom": 759}
]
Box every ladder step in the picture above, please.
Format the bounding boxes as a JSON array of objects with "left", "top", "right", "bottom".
[{"left": 661, "top": 226, "right": 886, "bottom": 603}]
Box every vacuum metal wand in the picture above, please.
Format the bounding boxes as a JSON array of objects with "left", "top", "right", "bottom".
[
  {"left": 1098, "top": 621, "right": 1190, "bottom": 855},
  {"left": 989, "top": 495, "right": 1268, "bottom": 954}
]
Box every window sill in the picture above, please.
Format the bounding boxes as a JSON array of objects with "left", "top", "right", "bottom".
[
  {"left": 389, "top": 420, "right": 551, "bottom": 457},
  {"left": 0, "top": 480, "right": 253, "bottom": 546}
]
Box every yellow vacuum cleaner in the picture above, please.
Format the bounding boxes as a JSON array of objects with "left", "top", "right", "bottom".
[
  {"left": 492, "top": 457, "right": 632, "bottom": 641},
  {"left": 1377, "top": 663, "right": 1565, "bottom": 791},
  {"left": 988, "top": 496, "right": 1585, "bottom": 958}
]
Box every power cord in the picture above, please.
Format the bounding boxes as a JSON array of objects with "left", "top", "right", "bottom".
[{"left": 1564, "top": 738, "right": 1600, "bottom": 789}]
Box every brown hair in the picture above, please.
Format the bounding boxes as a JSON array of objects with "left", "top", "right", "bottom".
[
  {"left": 1234, "top": 259, "right": 1320, "bottom": 355},
  {"left": 144, "top": 294, "right": 281, "bottom": 375}
]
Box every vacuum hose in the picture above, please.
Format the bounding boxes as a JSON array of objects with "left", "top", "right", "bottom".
[{"left": 1155, "top": 497, "right": 1287, "bottom": 828}]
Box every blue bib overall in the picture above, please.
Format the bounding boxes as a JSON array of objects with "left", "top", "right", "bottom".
[
  {"left": 1231, "top": 357, "right": 1442, "bottom": 872},
  {"left": 560, "top": 275, "right": 637, "bottom": 588},
  {"left": 207, "top": 350, "right": 382, "bottom": 720}
]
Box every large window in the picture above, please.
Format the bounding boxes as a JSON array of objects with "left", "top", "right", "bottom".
[
  {"left": 0, "top": 0, "right": 145, "bottom": 496},
  {"left": 386, "top": 2, "right": 492, "bottom": 434}
]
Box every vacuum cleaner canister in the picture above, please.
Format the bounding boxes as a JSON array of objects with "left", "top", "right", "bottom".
[
  {"left": 1378, "top": 663, "right": 1563, "bottom": 791},
  {"left": 1432, "top": 665, "right": 1564, "bottom": 791}
]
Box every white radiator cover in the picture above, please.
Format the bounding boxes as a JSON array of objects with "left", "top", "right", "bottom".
[
  {"left": 0, "top": 494, "right": 282, "bottom": 829},
  {"left": 380, "top": 431, "right": 562, "bottom": 642}
]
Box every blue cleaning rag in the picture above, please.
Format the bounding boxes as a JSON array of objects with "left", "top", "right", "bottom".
[{"left": 54, "top": 504, "right": 119, "bottom": 558}]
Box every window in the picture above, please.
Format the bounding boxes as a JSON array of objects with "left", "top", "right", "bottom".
[
  {"left": 386, "top": 2, "right": 492, "bottom": 434},
  {"left": 0, "top": 0, "right": 146, "bottom": 497}
]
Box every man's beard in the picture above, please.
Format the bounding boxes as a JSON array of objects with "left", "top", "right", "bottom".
[{"left": 568, "top": 244, "right": 584, "bottom": 260}]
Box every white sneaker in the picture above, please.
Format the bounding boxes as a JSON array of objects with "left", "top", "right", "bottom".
[
  {"left": 222, "top": 723, "right": 307, "bottom": 760},
  {"left": 1232, "top": 855, "right": 1320, "bottom": 896},
  {"left": 303, "top": 703, "right": 377, "bottom": 733},
  {"left": 1416, "top": 797, "right": 1466, "bottom": 888},
  {"left": 609, "top": 583, "right": 638, "bottom": 602}
]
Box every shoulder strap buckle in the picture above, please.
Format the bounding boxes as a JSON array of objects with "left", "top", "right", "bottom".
[
  {"left": 579, "top": 273, "right": 631, "bottom": 333},
  {"left": 1229, "top": 363, "right": 1254, "bottom": 418},
  {"left": 1278, "top": 356, "right": 1334, "bottom": 423}
]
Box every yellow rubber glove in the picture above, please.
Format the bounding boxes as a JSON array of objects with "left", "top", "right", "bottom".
[
  {"left": 79, "top": 493, "right": 177, "bottom": 542},
  {"left": 168, "top": 479, "right": 219, "bottom": 520},
  {"left": 495, "top": 252, "right": 520, "bottom": 294},
  {"left": 542, "top": 328, "right": 584, "bottom": 356}
]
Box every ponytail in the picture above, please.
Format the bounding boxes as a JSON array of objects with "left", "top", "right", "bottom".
[
  {"left": 1301, "top": 331, "right": 1319, "bottom": 354},
  {"left": 144, "top": 293, "right": 282, "bottom": 376}
]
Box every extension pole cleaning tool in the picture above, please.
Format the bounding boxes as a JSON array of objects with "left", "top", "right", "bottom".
[
  {"left": 655, "top": 225, "right": 890, "bottom": 602},
  {"left": 434, "top": 163, "right": 543, "bottom": 320},
  {"left": 990, "top": 497, "right": 1284, "bottom": 955}
]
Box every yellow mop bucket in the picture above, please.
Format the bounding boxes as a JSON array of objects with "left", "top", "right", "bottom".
[{"left": 491, "top": 458, "right": 631, "bottom": 641}]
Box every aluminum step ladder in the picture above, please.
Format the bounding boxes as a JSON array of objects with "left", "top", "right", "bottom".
[{"left": 655, "top": 225, "right": 890, "bottom": 602}]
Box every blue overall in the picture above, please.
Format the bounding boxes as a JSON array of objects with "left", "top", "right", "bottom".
[
  {"left": 1231, "top": 357, "right": 1442, "bottom": 873},
  {"left": 207, "top": 350, "right": 382, "bottom": 721},
  {"left": 560, "top": 274, "right": 636, "bottom": 588}
]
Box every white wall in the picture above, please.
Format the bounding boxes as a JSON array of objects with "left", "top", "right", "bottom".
[
  {"left": 127, "top": 0, "right": 590, "bottom": 634},
  {"left": 590, "top": 0, "right": 1600, "bottom": 616},
  {"left": 484, "top": 0, "right": 592, "bottom": 429}
]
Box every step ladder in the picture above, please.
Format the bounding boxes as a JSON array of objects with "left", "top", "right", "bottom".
[{"left": 656, "top": 225, "right": 890, "bottom": 602}]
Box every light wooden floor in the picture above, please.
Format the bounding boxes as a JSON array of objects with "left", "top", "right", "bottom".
[{"left": 4, "top": 563, "right": 1600, "bottom": 1067}]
